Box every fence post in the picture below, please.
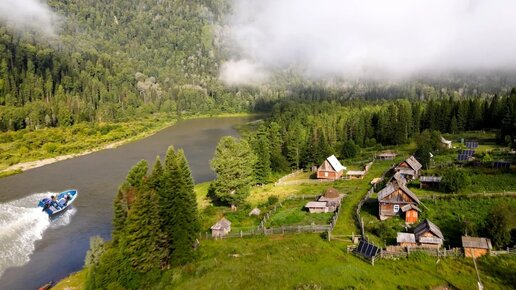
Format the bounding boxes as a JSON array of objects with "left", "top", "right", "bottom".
[{"left": 240, "top": 230, "right": 243, "bottom": 238}]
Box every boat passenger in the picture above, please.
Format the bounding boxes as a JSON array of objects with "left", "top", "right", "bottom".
[
  {"left": 51, "top": 195, "right": 61, "bottom": 210},
  {"left": 63, "top": 194, "right": 71, "bottom": 206}
]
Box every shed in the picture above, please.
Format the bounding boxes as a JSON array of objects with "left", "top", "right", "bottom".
[
  {"left": 376, "top": 151, "right": 397, "bottom": 160},
  {"left": 419, "top": 176, "right": 442, "bottom": 189},
  {"left": 317, "top": 155, "right": 346, "bottom": 180},
  {"left": 440, "top": 137, "right": 452, "bottom": 149},
  {"left": 211, "top": 217, "right": 232, "bottom": 238},
  {"left": 395, "top": 156, "right": 422, "bottom": 179},
  {"left": 249, "top": 208, "right": 261, "bottom": 216},
  {"left": 462, "top": 236, "right": 492, "bottom": 258},
  {"left": 318, "top": 187, "right": 345, "bottom": 211},
  {"left": 397, "top": 232, "right": 417, "bottom": 247},
  {"left": 346, "top": 170, "right": 365, "bottom": 179},
  {"left": 305, "top": 201, "right": 329, "bottom": 213},
  {"left": 401, "top": 204, "right": 421, "bottom": 224},
  {"left": 414, "top": 219, "right": 444, "bottom": 248}
]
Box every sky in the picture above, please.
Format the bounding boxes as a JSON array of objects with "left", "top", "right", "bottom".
[
  {"left": 0, "top": 0, "right": 60, "bottom": 37},
  {"left": 220, "top": 0, "right": 516, "bottom": 85}
]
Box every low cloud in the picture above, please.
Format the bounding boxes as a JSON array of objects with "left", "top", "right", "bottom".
[
  {"left": 0, "top": 0, "right": 61, "bottom": 37},
  {"left": 221, "top": 0, "right": 516, "bottom": 85}
]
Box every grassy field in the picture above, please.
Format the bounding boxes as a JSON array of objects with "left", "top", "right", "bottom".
[
  {"left": 266, "top": 199, "right": 333, "bottom": 227},
  {"left": 54, "top": 142, "right": 516, "bottom": 289}
]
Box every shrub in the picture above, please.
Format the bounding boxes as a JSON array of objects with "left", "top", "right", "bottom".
[
  {"left": 268, "top": 195, "right": 279, "bottom": 205},
  {"left": 440, "top": 167, "right": 471, "bottom": 193}
]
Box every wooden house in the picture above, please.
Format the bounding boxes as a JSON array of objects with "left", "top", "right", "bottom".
[
  {"left": 376, "top": 151, "right": 397, "bottom": 160},
  {"left": 419, "top": 176, "right": 442, "bottom": 189},
  {"left": 305, "top": 201, "right": 329, "bottom": 213},
  {"left": 462, "top": 236, "right": 492, "bottom": 258},
  {"left": 397, "top": 232, "right": 417, "bottom": 248},
  {"left": 317, "top": 155, "right": 346, "bottom": 180},
  {"left": 318, "top": 187, "right": 345, "bottom": 212},
  {"left": 378, "top": 178, "right": 421, "bottom": 222},
  {"left": 395, "top": 156, "right": 422, "bottom": 180},
  {"left": 414, "top": 219, "right": 444, "bottom": 248},
  {"left": 401, "top": 204, "right": 421, "bottom": 224},
  {"left": 211, "top": 217, "right": 232, "bottom": 238}
]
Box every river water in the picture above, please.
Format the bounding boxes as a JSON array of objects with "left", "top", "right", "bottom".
[{"left": 0, "top": 116, "right": 250, "bottom": 290}]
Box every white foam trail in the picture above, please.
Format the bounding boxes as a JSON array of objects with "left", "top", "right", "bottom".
[{"left": 0, "top": 193, "right": 75, "bottom": 278}]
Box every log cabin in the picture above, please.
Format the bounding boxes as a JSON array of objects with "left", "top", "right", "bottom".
[
  {"left": 317, "top": 155, "right": 346, "bottom": 180},
  {"left": 394, "top": 156, "right": 422, "bottom": 180},
  {"left": 413, "top": 219, "right": 444, "bottom": 248},
  {"left": 397, "top": 232, "right": 417, "bottom": 248},
  {"left": 378, "top": 178, "right": 421, "bottom": 223},
  {"left": 462, "top": 236, "right": 492, "bottom": 258}
]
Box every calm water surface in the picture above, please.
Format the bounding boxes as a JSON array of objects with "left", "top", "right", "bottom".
[{"left": 0, "top": 116, "right": 250, "bottom": 290}]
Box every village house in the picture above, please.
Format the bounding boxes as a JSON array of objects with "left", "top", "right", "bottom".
[
  {"left": 211, "top": 217, "right": 232, "bottom": 238},
  {"left": 440, "top": 136, "right": 452, "bottom": 149},
  {"left": 376, "top": 151, "right": 397, "bottom": 160},
  {"left": 394, "top": 155, "right": 422, "bottom": 180},
  {"left": 317, "top": 155, "right": 346, "bottom": 180},
  {"left": 462, "top": 236, "right": 492, "bottom": 258},
  {"left": 377, "top": 177, "right": 421, "bottom": 223},
  {"left": 419, "top": 176, "right": 442, "bottom": 189},
  {"left": 396, "top": 232, "right": 417, "bottom": 248},
  {"left": 305, "top": 201, "right": 329, "bottom": 213},
  {"left": 414, "top": 219, "right": 444, "bottom": 248}
]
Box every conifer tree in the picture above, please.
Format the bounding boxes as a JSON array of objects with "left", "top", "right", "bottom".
[
  {"left": 211, "top": 137, "right": 256, "bottom": 208},
  {"left": 254, "top": 126, "right": 272, "bottom": 184}
]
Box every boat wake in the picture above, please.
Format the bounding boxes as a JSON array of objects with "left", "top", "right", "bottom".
[{"left": 0, "top": 193, "right": 76, "bottom": 278}]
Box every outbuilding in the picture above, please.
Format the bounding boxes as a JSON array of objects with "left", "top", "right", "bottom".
[
  {"left": 414, "top": 219, "right": 444, "bottom": 248},
  {"left": 378, "top": 177, "right": 421, "bottom": 223},
  {"left": 395, "top": 156, "right": 422, "bottom": 180},
  {"left": 318, "top": 187, "right": 345, "bottom": 212},
  {"left": 419, "top": 176, "right": 442, "bottom": 189},
  {"left": 211, "top": 217, "right": 232, "bottom": 238},
  {"left": 376, "top": 151, "right": 397, "bottom": 160},
  {"left": 462, "top": 236, "right": 492, "bottom": 258},
  {"left": 305, "top": 201, "right": 329, "bottom": 213},
  {"left": 397, "top": 232, "right": 417, "bottom": 248}
]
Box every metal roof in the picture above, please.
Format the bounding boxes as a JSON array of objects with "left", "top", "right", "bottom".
[
  {"left": 420, "top": 176, "right": 442, "bottom": 183},
  {"left": 305, "top": 201, "right": 328, "bottom": 208},
  {"left": 405, "top": 156, "right": 423, "bottom": 171},
  {"left": 327, "top": 155, "right": 346, "bottom": 172},
  {"left": 377, "top": 179, "right": 420, "bottom": 204}
]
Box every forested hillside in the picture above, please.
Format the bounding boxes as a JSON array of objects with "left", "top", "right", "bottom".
[{"left": 0, "top": 0, "right": 253, "bottom": 131}]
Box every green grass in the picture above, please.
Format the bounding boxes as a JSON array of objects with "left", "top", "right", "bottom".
[
  {"left": 53, "top": 270, "right": 87, "bottom": 290},
  {"left": 266, "top": 199, "right": 333, "bottom": 227}
]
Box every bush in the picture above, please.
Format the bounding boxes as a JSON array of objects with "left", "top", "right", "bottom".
[
  {"left": 268, "top": 195, "right": 279, "bottom": 205},
  {"left": 341, "top": 140, "right": 358, "bottom": 159},
  {"left": 440, "top": 167, "right": 471, "bottom": 193}
]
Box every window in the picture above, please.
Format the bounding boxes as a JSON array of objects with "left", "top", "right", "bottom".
[
  {"left": 324, "top": 172, "right": 328, "bottom": 177},
  {"left": 393, "top": 205, "right": 400, "bottom": 212}
]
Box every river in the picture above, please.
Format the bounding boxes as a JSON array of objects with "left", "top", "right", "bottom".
[{"left": 0, "top": 116, "right": 251, "bottom": 290}]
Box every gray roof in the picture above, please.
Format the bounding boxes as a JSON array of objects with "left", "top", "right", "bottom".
[
  {"left": 414, "top": 219, "right": 444, "bottom": 240},
  {"left": 401, "top": 204, "right": 421, "bottom": 212},
  {"left": 211, "top": 217, "right": 231, "bottom": 230},
  {"left": 347, "top": 170, "right": 365, "bottom": 176},
  {"left": 462, "top": 236, "right": 492, "bottom": 250},
  {"left": 305, "top": 201, "right": 327, "bottom": 208},
  {"left": 396, "top": 168, "right": 416, "bottom": 176},
  {"left": 392, "top": 172, "right": 407, "bottom": 186},
  {"left": 377, "top": 180, "right": 420, "bottom": 204},
  {"left": 397, "top": 232, "right": 416, "bottom": 243},
  {"left": 378, "top": 152, "right": 397, "bottom": 157},
  {"left": 420, "top": 176, "right": 442, "bottom": 183},
  {"left": 405, "top": 156, "right": 423, "bottom": 171}
]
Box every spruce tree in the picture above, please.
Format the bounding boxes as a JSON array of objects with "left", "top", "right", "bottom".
[{"left": 254, "top": 126, "right": 272, "bottom": 184}]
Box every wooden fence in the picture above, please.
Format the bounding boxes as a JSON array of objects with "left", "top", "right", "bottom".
[
  {"left": 380, "top": 247, "right": 463, "bottom": 259},
  {"left": 274, "top": 169, "right": 304, "bottom": 185},
  {"left": 355, "top": 187, "right": 374, "bottom": 238},
  {"left": 420, "top": 191, "right": 516, "bottom": 201},
  {"left": 491, "top": 247, "right": 516, "bottom": 256}
]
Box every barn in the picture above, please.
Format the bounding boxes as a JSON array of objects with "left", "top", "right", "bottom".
[
  {"left": 317, "top": 155, "right": 346, "bottom": 180},
  {"left": 211, "top": 217, "right": 232, "bottom": 238},
  {"left": 318, "top": 187, "right": 345, "bottom": 212},
  {"left": 414, "top": 219, "right": 444, "bottom": 248},
  {"left": 462, "top": 236, "right": 492, "bottom": 258},
  {"left": 395, "top": 156, "right": 422, "bottom": 180},
  {"left": 378, "top": 178, "right": 421, "bottom": 223}
]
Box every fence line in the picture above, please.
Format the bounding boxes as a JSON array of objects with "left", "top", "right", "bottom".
[
  {"left": 420, "top": 191, "right": 516, "bottom": 201},
  {"left": 274, "top": 169, "right": 304, "bottom": 185}
]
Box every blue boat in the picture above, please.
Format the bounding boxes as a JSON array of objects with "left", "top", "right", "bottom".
[{"left": 38, "top": 189, "right": 78, "bottom": 217}]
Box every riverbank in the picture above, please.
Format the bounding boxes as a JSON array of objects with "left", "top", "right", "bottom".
[{"left": 0, "top": 112, "right": 254, "bottom": 177}]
